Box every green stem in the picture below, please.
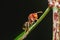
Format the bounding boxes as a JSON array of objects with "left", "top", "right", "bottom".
[{"left": 14, "top": 7, "right": 51, "bottom": 40}]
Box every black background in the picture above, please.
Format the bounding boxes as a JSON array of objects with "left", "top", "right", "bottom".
[{"left": 3, "top": 0, "right": 53, "bottom": 40}]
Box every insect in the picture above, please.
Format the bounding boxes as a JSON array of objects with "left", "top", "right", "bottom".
[
  {"left": 22, "top": 11, "right": 43, "bottom": 32},
  {"left": 28, "top": 11, "right": 43, "bottom": 25}
]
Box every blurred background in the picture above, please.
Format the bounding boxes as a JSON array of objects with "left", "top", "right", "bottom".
[
  {"left": 15, "top": 0, "right": 53, "bottom": 40},
  {"left": 3, "top": 0, "right": 53, "bottom": 40}
]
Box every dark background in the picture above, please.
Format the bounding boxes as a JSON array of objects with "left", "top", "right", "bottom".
[{"left": 3, "top": 0, "right": 53, "bottom": 40}]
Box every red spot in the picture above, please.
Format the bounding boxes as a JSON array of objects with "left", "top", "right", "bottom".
[
  {"left": 54, "top": 13, "right": 58, "bottom": 21},
  {"left": 54, "top": 32, "right": 56, "bottom": 40},
  {"left": 53, "top": 27, "right": 56, "bottom": 31}
]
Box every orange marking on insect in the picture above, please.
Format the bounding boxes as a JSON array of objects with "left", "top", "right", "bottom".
[{"left": 28, "top": 13, "right": 38, "bottom": 24}]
